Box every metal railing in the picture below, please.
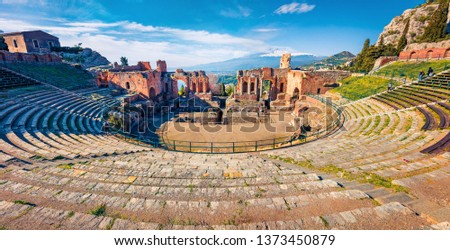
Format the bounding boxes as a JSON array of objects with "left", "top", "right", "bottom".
[{"left": 108, "top": 95, "right": 343, "bottom": 154}]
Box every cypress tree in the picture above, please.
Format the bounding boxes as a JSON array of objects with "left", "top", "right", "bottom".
[
  {"left": 419, "top": 0, "right": 449, "bottom": 42},
  {"left": 397, "top": 19, "right": 410, "bottom": 53},
  {"left": 0, "top": 36, "right": 8, "bottom": 51}
]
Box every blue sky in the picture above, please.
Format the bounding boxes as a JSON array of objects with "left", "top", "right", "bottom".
[{"left": 0, "top": 0, "right": 424, "bottom": 67}]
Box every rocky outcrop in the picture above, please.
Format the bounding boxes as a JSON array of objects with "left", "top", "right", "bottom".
[
  {"left": 405, "top": 40, "right": 450, "bottom": 51},
  {"left": 59, "top": 48, "right": 110, "bottom": 69},
  {"left": 376, "top": 3, "right": 443, "bottom": 46}
]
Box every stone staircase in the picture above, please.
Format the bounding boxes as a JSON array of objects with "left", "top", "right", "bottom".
[{"left": 0, "top": 68, "right": 40, "bottom": 89}]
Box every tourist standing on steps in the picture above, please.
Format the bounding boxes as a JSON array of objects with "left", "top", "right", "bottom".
[
  {"left": 428, "top": 67, "right": 434, "bottom": 77},
  {"left": 388, "top": 82, "right": 393, "bottom": 92},
  {"left": 102, "top": 121, "right": 110, "bottom": 135},
  {"left": 418, "top": 71, "right": 424, "bottom": 81}
]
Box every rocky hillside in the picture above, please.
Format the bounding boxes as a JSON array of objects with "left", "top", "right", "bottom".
[
  {"left": 303, "top": 51, "right": 355, "bottom": 69},
  {"left": 58, "top": 48, "right": 111, "bottom": 69},
  {"left": 376, "top": 2, "right": 449, "bottom": 46}
]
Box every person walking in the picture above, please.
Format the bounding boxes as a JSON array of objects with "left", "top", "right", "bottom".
[
  {"left": 418, "top": 71, "right": 424, "bottom": 81},
  {"left": 388, "top": 82, "right": 393, "bottom": 92}
]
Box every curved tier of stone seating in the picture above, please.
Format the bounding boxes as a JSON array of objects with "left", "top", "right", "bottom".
[
  {"left": 0, "top": 149, "right": 431, "bottom": 230},
  {"left": 0, "top": 76, "right": 448, "bottom": 229},
  {"left": 0, "top": 88, "right": 148, "bottom": 163}
]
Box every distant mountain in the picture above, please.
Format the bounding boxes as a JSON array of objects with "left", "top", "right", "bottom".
[
  {"left": 181, "top": 53, "right": 326, "bottom": 73},
  {"left": 303, "top": 51, "right": 355, "bottom": 69}
]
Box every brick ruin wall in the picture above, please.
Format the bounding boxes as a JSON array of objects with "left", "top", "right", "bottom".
[
  {"left": 399, "top": 41, "right": 450, "bottom": 60},
  {"left": 235, "top": 66, "right": 349, "bottom": 105},
  {"left": 0, "top": 51, "right": 62, "bottom": 63},
  {"left": 98, "top": 61, "right": 212, "bottom": 101}
]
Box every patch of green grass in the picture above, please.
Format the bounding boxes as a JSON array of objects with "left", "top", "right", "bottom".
[
  {"left": 319, "top": 216, "right": 329, "bottom": 228},
  {"left": 404, "top": 116, "right": 413, "bottom": 132},
  {"left": 187, "top": 184, "right": 196, "bottom": 193},
  {"left": 57, "top": 163, "right": 74, "bottom": 169},
  {"left": 0, "top": 226, "right": 6, "bottom": 230},
  {"left": 14, "top": 200, "right": 36, "bottom": 207},
  {"left": 105, "top": 218, "right": 116, "bottom": 230},
  {"left": 52, "top": 155, "right": 65, "bottom": 160},
  {"left": 375, "top": 60, "right": 450, "bottom": 81},
  {"left": 272, "top": 156, "right": 410, "bottom": 194},
  {"left": 89, "top": 204, "right": 107, "bottom": 216},
  {"left": 67, "top": 211, "right": 75, "bottom": 218},
  {"left": 2, "top": 63, "right": 95, "bottom": 90},
  {"left": 330, "top": 76, "right": 400, "bottom": 101}
]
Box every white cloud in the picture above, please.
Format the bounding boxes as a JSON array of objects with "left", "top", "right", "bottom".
[
  {"left": 274, "top": 2, "right": 315, "bottom": 15},
  {"left": 253, "top": 28, "right": 279, "bottom": 33},
  {"left": 220, "top": 5, "right": 252, "bottom": 18},
  {"left": 0, "top": 17, "right": 275, "bottom": 67},
  {"left": 260, "top": 49, "right": 314, "bottom": 57}
]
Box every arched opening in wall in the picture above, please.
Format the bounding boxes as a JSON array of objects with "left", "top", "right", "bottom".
[
  {"left": 192, "top": 82, "right": 197, "bottom": 93},
  {"left": 250, "top": 82, "right": 255, "bottom": 93},
  {"left": 445, "top": 48, "right": 450, "bottom": 58},
  {"left": 149, "top": 87, "right": 156, "bottom": 99},
  {"left": 279, "top": 82, "right": 284, "bottom": 93},
  {"left": 125, "top": 82, "right": 130, "bottom": 90},
  {"left": 317, "top": 88, "right": 321, "bottom": 94},
  {"left": 165, "top": 81, "right": 170, "bottom": 93},
  {"left": 262, "top": 80, "right": 273, "bottom": 100},
  {"left": 242, "top": 81, "right": 248, "bottom": 94},
  {"left": 177, "top": 80, "right": 187, "bottom": 97},
  {"left": 409, "top": 52, "right": 417, "bottom": 60},
  {"left": 17, "top": 53, "right": 23, "bottom": 62},
  {"left": 293, "top": 88, "right": 300, "bottom": 100},
  {"left": 427, "top": 50, "right": 433, "bottom": 59}
]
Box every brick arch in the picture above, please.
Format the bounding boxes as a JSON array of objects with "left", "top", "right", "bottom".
[
  {"left": 242, "top": 81, "right": 248, "bottom": 93},
  {"left": 250, "top": 82, "right": 255, "bottom": 93},
  {"left": 16, "top": 53, "right": 24, "bottom": 62},
  {"left": 445, "top": 48, "right": 450, "bottom": 58},
  {"left": 191, "top": 82, "right": 197, "bottom": 93},
  {"left": 279, "top": 82, "right": 284, "bottom": 93},
  {"left": 149, "top": 87, "right": 156, "bottom": 99},
  {"left": 427, "top": 50, "right": 433, "bottom": 59},
  {"left": 293, "top": 87, "right": 300, "bottom": 99},
  {"left": 32, "top": 54, "right": 39, "bottom": 63},
  {"left": 409, "top": 51, "right": 417, "bottom": 60}
]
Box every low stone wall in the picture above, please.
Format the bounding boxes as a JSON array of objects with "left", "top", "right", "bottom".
[
  {"left": 400, "top": 41, "right": 450, "bottom": 60},
  {"left": 0, "top": 51, "right": 62, "bottom": 63},
  {"left": 373, "top": 56, "right": 398, "bottom": 70}
]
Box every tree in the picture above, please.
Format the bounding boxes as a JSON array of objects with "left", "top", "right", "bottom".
[
  {"left": 225, "top": 85, "right": 235, "bottom": 96},
  {"left": 397, "top": 19, "right": 410, "bottom": 54},
  {"left": 120, "top": 56, "right": 129, "bottom": 66},
  {"left": 221, "top": 83, "right": 226, "bottom": 96},
  {"left": 419, "top": 0, "right": 449, "bottom": 42},
  {"left": 0, "top": 36, "right": 8, "bottom": 51},
  {"left": 178, "top": 85, "right": 185, "bottom": 96}
]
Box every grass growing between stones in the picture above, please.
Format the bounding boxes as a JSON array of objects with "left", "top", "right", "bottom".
[
  {"left": 270, "top": 156, "right": 410, "bottom": 194},
  {"left": 89, "top": 204, "right": 107, "bottom": 217},
  {"left": 13, "top": 200, "right": 36, "bottom": 207},
  {"left": 56, "top": 163, "right": 74, "bottom": 169}
]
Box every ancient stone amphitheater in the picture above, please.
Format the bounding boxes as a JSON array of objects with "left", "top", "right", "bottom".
[{"left": 0, "top": 66, "right": 449, "bottom": 230}]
